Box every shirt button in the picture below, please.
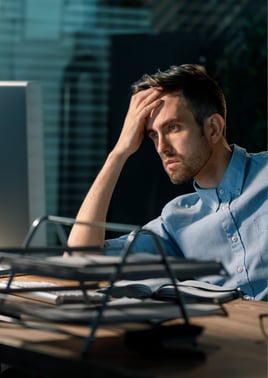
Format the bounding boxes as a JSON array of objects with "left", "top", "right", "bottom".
[
  {"left": 219, "top": 188, "right": 225, "bottom": 195},
  {"left": 221, "top": 204, "right": 227, "bottom": 210},
  {"left": 237, "top": 266, "right": 244, "bottom": 273},
  {"left": 232, "top": 235, "right": 238, "bottom": 242}
]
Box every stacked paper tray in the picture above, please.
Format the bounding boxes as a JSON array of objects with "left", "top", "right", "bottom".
[{"left": 0, "top": 251, "right": 227, "bottom": 281}]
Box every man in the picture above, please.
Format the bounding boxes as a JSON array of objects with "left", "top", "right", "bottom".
[{"left": 68, "top": 64, "right": 268, "bottom": 300}]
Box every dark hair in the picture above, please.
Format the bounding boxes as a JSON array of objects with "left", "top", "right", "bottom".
[{"left": 131, "top": 64, "right": 227, "bottom": 130}]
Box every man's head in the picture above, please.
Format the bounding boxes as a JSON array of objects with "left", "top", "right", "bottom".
[
  {"left": 132, "top": 64, "right": 227, "bottom": 135},
  {"left": 132, "top": 64, "right": 230, "bottom": 187}
]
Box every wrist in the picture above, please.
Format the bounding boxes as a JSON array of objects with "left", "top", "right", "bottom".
[{"left": 108, "top": 146, "right": 132, "bottom": 163}]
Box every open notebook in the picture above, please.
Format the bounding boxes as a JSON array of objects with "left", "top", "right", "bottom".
[
  {"left": 0, "top": 277, "right": 242, "bottom": 306},
  {"left": 98, "top": 278, "right": 244, "bottom": 304}
]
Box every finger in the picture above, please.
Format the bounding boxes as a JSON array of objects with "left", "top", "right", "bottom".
[{"left": 132, "top": 87, "right": 163, "bottom": 106}]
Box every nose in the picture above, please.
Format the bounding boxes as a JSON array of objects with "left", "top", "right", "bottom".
[{"left": 156, "top": 134, "right": 173, "bottom": 156}]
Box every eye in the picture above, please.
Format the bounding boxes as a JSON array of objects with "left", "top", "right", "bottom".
[
  {"left": 148, "top": 131, "right": 158, "bottom": 141},
  {"left": 168, "top": 124, "right": 179, "bottom": 132}
]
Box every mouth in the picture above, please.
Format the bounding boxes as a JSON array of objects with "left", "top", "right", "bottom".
[{"left": 164, "top": 160, "right": 180, "bottom": 170}]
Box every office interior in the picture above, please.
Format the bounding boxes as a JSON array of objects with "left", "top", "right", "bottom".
[
  {"left": 0, "top": 1, "right": 267, "bottom": 377},
  {"left": 0, "top": 0, "right": 266, "bottom": 242}
]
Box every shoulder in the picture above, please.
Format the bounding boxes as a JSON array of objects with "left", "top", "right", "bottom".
[
  {"left": 248, "top": 150, "right": 267, "bottom": 164},
  {"left": 233, "top": 143, "right": 267, "bottom": 164},
  {"left": 246, "top": 149, "right": 268, "bottom": 175},
  {"left": 232, "top": 144, "right": 267, "bottom": 173}
]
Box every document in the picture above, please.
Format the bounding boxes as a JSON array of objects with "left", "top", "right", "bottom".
[
  {"left": 15, "top": 297, "right": 227, "bottom": 325},
  {"left": 0, "top": 280, "right": 105, "bottom": 305},
  {"left": 0, "top": 264, "right": 11, "bottom": 276}
]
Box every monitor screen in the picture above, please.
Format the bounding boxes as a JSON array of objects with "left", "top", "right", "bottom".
[{"left": 0, "top": 81, "right": 46, "bottom": 247}]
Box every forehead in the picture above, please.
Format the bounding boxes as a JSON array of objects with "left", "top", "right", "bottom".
[{"left": 146, "top": 93, "right": 189, "bottom": 131}]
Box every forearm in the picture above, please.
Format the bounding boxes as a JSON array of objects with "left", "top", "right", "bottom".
[
  {"left": 68, "top": 149, "right": 128, "bottom": 248},
  {"left": 67, "top": 87, "right": 162, "bottom": 250}
]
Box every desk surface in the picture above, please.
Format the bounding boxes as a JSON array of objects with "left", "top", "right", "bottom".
[{"left": 0, "top": 276, "right": 267, "bottom": 378}]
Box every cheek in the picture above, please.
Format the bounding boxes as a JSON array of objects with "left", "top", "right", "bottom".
[
  {"left": 177, "top": 135, "right": 210, "bottom": 160},
  {"left": 170, "top": 133, "right": 191, "bottom": 152}
]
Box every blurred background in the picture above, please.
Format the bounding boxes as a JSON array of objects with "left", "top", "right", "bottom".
[{"left": 0, "top": 0, "right": 266, "bottom": 239}]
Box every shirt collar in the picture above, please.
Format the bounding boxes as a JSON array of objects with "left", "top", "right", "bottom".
[{"left": 194, "top": 144, "right": 248, "bottom": 211}]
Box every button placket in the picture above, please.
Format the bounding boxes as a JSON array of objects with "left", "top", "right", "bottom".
[
  {"left": 231, "top": 234, "right": 238, "bottom": 242},
  {"left": 237, "top": 265, "right": 244, "bottom": 273},
  {"left": 219, "top": 201, "right": 248, "bottom": 285}
]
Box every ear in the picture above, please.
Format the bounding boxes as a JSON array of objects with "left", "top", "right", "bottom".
[{"left": 206, "top": 114, "right": 225, "bottom": 144}]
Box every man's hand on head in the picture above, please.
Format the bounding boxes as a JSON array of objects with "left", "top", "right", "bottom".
[{"left": 113, "top": 87, "right": 163, "bottom": 158}]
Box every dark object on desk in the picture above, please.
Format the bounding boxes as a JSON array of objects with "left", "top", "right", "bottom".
[{"left": 125, "top": 323, "right": 205, "bottom": 360}]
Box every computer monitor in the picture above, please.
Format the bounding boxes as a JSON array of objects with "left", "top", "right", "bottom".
[{"left": 0, "top": 81, "right": 46, "bottom": 247}]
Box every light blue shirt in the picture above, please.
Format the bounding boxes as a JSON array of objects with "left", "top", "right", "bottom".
[{"left": 105, "top": 145, "right": 268, "bottom": 300}]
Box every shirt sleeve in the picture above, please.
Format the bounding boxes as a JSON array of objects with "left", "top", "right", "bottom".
[{"left": 104, "top": 216, "right": 183, "bottom": 257}]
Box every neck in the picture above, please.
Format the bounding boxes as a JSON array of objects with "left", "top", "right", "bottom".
[{"left": 195, "top": 143, "right": 232, "bottom": 189}]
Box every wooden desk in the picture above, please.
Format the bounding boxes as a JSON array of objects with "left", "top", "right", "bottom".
[{"left": 0, "top": 278, "right": 267, "bottom": 378}]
